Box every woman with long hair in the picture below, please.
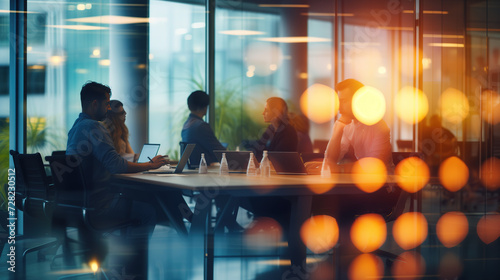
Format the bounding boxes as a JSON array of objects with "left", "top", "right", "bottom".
[{"left": 102, "top": 100, "right": 136, "bottom": 161}]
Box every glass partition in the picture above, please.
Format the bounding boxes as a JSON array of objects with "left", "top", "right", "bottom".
[
  {"left": 149, "top": 0, "right": 206, "bottom": 158},
  {"left": 0, "top": 2, "right": 10, "bottom": 212},
  {"left": 26, "top": 0, "right": 111, "bottom": 159}
]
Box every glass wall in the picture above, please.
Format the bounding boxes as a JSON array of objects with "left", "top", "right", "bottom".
[
  {"left": 25, "top": 0, "right": 111, "bottom": 159},
  {"left": 149, "top": 0, "right": 206, "bottom": 158},
  {"left": 0, "top": 3, "right": 10, "bottom": 211}
]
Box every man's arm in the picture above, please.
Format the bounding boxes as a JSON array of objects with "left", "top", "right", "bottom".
[{"left": 325, "top": 115, "right": 352, "bottom": 171}]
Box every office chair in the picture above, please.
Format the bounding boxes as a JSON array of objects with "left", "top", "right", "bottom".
[
  {"left": 45, "top": 155, "right": 136, "bottom": 277},
  {"left": 9, "top": 150, "right": 60, "bottom": 279}
]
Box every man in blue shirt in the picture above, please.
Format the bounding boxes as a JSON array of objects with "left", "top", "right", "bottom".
[
  {"left": 181, "top": 90, "right": 226, "bottom": 166},
  {"left": 66, "top": 81, "right": 167, "bottom": 277}
]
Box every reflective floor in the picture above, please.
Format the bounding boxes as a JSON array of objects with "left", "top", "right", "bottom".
[{"left": 1, "top": 187, "right": 500, "bottom": 280}]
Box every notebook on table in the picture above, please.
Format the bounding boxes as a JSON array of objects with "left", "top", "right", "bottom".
[
  {"left": 214, "top": 150, "right": 252, "bottom": 172},
  {"left": 146, "top": 143, "right": 195, "bottom": 174},
  {"left": 137, "top": 143, "right": 161, "bottom": 163},
  {"left": 267, "top": 151, "right": 310, "bottom": 175}
]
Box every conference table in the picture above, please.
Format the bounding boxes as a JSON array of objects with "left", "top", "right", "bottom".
[{"left": 114, "top": 170, "right": 404, "bottom": 280}]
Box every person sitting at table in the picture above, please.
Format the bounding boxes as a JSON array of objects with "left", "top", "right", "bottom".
[
  {"left": 102, "top": 99, "right": 137, "bottom": 162},
  {"left": 182, "top": 90, "right": 226, "bottom": 167},
  {"left": 313, "top": 78, "right": 397, "bottom": 221},
  {"left": 66, "top": 81, "right": 168, "bottom": 278},
  {"left": 243, "top": 97, "right": 298, "bottom": 160},
  {"left": 239, "top": 97, "right": 297, "bottom": 231},
  {"left": 324, "top": 78, "right": 394, "bottom": 172}
]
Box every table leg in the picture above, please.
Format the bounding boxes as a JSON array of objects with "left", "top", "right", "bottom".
[
  {"left": 189, "top": 192, "right": 214, "bottom": 280},
  {"left": 288, "top": 195, "right": 312, "bottom": 268}
]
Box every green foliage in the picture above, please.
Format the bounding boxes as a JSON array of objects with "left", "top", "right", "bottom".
[
  {"left": 213, "top": 82, "right": 264, "bottom": 149},
  {"left": 186, "top": 76, "right": 265, "bottom": 151},
  {"left": 0, "top": 124, "right": 9, "bottom": 211},
  {"left": 0, "top": 118, "right": 66, "bottom": 211}
]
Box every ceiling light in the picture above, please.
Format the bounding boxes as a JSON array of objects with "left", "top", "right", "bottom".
[
  {"left": 258, "top": 36, "right": 330, "bottom": 43},
  {"left": 403, "top": 10, "right": 449, "bottom": 15},
  {"left": 301, "top": 13, "right": 354, "bottom": 17},
  {"left": 0, "top": 10, "right": 37, "bottom": 14},
  {"left": 219, "top": 30, "right": 265, "bottom": 36},
  {"left": 46, "top": 24, "right": 109, "bottom": 30},
  {"left": 428, "top": 43, "right": 464, "bottom": 48},
  {"left": 67, "top": 15, "right": 149, "bottom": 24},
  {"left": 259, "top": 4, "right": 310, "bottom": 8},
  {"left": 378, "top": 26, "right": 413, "bottom": 31}
]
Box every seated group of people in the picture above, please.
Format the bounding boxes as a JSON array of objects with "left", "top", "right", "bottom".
[{"left": 65, "top": 79, "right": 396, "bottom": 277}]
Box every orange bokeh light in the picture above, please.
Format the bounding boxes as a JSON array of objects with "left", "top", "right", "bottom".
[
  {"left": 439, "top": 156, "right": 469, "bottom": 192},
  {"left": 480, "top": 157, "right": 500, "bottom": 191},
  {"left": 350, "top": 214, "right": 387, "bottom": 253},
  {"left": 477, "top": 212, "right": 500, "bottom": 245},
  {"left": 436, "top": 211, "right": 469, "bottom": 248},
  {"left": 300, "top": 215, "right": 339, "bottom": 254},
  {"left": 480, "top": 89, "right": 500, "bottom": 125},
  {"left": 351, "top": 157, "right": 387, "bottom": 193},
  {"left": 391, "top": 251, "right": 426, "bottom": 280},
  {"left": 393, "top": 212, "right": 428, "bottom": 250},
  {"left": 352, "top": 86, "right": 386, "bottom": 126},
  {"left": 440, "top": 87, "right": 470, "bottom": 124},
  {"left": 395, "top": 157, "right": 430, "bottom": 193},
  {"left": 244, "top": 217, "right": 283, "bottom": 250},
  {"left": 395, "top": 86, "right": 429, "bottom": 124},
  {"left": 348, "top": 253, "right": 384, "bottom": 280},
  {"left": 300, "top": 84, "right": 339, "bottom": 124}
]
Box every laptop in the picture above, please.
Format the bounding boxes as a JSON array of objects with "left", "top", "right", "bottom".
[
  {"left": 214, "top": 150, "right": 252, "bottom": 172},
  {"left": 268, "top": 151, "right": 309, "bottom": 175},
  {"left": 137, "top": 143, "right": 161, "bottom": 163},
  {"left": 146, "top": 143, "right": 196, "bottom": 174}
]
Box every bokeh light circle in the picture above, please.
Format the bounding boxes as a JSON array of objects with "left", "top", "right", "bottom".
[
  {"left": 351, "top": 157, "right": 387, "bottom": 193},
  {"left": 395, "top": 86, "right": 429, "bottom": 124},
  {"left": 395, "top": 157, "right": 430, "bottom": 193},
  {"left": 480, "top": 89, "right": 500, "bottom": 124},
  {"left": 439, "top": 156, "right": 469, "bottom": 192},
  {"left": 352, "top": 86, "right": 386, "bottom": 125},
  {"left": 392, "top": 251, "right": 426, "bottom": 280},
  {"left": 480, "top": 157, "right": 500, "bottom": 191},
  {"left": 440, "top": 87, "right": 470, "bottom": 124},
  {"left": 436, "top": 211, "right": 469, "bottom": 248},
  {"left": 393, "top": 212, "right": 428, "bottom": 250},
  {"left": 348, "top": 253, "right": 384, "bottom": 280},
  {"left": 300, "top": 215, "right": 339, "bottom": 254},
  {"left": 244, "top": 217, "right": 283, "bottom": 250},
  {"left": 350, "top": 214, "right": 387, "bottom": 253},
  {"left": 476, "top": 212, "right": 500, "bottom": 244},
  {"left": 300, "top": 84, "right": 339, "bottom": 124}
]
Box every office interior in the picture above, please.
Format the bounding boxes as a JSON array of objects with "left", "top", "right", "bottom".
[{"left": 1, "top": 0, "right": 500, "bottom": 279}]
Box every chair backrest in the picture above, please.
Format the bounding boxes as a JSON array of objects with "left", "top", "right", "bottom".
[
  {"left": 9, "top": 150, "right": 57, "bottom": 225},
  {"left": 45, "top": 155, "right": 88, "bottom": 209},
  {"left": 9, "top": 150, "right": 27, "bottom": 199},
  {"left": 18, "top": 152, "right": 52, "bottom": 200}
]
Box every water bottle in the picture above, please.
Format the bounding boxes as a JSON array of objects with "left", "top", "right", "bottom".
[
  {"left": 219, "top": 153, "right": 229, "bottom": 175},
  {"left": 246, "top": 152, "right": 257, "bottom": 176},
  {"left": 260, "top": 150, "right": 271, "bottom": 177},
  {"left": 199, "top": 153, "right": 207, "bottom": 174},
  {"left": 321, "top": 153, "right": 331, "bottom": 177}
]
